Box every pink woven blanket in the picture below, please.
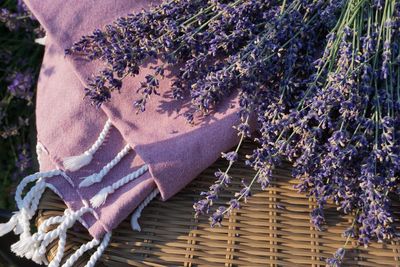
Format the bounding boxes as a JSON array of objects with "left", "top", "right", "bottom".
[{"left": 0, "top": 1, "right": 241, "bottom": 266}]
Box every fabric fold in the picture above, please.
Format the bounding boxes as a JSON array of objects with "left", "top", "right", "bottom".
[
  {"left": 26, "top": 0, "right": 242, "bottom": 205},
  {"left": 102, "top": 72, "right": 241, "bottom": 200},
  {"left": 36, "top": 40, "right": 157, "bottom": 239},
  {"left": 0, "top": 1, "right": 243, "bottom": 265},
  {"left": 23, "top": 0, "right": 161, "bottom": 86},
  {"left": 20, "top": 0, "right": 241, "bottom": 238}
]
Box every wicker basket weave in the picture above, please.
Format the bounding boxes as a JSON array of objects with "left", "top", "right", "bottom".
[{"left": 36, "top": 141, "right": 400, "bottom": 266}]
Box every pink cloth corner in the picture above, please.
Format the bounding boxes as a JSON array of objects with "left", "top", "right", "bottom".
[
  {"left": 101, "top": 65, "right": 241, "bottom": 200},
  {"left": 36, "top": 39, "right": 156, "bottom": 239},
  {"left": 27, "top": 0, "right": 242, "bottom": 239}
]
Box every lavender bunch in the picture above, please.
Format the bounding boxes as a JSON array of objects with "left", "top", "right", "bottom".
[
  {"left": 194, "top": 0, "right": 344, "bottom": 221},
  {"left": 68, "top": 0, "right": 400, "bottom": 264},
  {"left": 213, "top": 0, "right": 399, "bottom": 264},
  {"left": 195, "top": 0, "right": 400, "bottom": 263},
  {"left": 293, "top": 0, "right": 400, "bottom": 245},
  {"left": 67, "top": 0, "right": 271, "bottom": 110},
  {"left": 67, "top": 0, "right": 334, "bottom": 117},
  {"left": 66, "top": 0, "right": 343, "bottom": 222}
]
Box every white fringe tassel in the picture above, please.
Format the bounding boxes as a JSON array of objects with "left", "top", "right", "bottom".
[
  {"left": 0, "top": 170, "right": 63, "bottom": 238},
  {"left": 35, "top": 35, "right": 47, "bottom": 45},
  {"left": 15, "top": 170, "right": 64, "bottom": 208},
  {"left": 9, "top": 200, "right": 111, "bottom": 267},
  {"left": 13, "top": 180, "right": 46, "bottom": 237},
  {"left": 11, "top": 204, "right": 91, "bottom": 264},
  {"left": 130, "top": 189, "right": 159, "bottom": 231},
  {"left": 1, "top": 148, "right": 116, "bottom": 267},
  {"left": 63, "top": 119, "right": 113, "bottom": 172},
  {"left": 90, "top": 165, "right": 149, "bottom": 208},
  {"left": 79, "top": 144, "right": 131, "bottom": 188}
]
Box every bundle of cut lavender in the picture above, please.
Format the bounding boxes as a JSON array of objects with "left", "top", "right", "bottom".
[{"left": 67, "top": 0, "right": 400, "bottom": 265}]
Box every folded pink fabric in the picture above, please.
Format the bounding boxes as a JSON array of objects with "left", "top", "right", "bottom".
[
  {"left": 36, "top": 40, "right": 157, "bottom": 239},
  {"left": 0, "top": 1, "right": 241, "bottom": 266}
]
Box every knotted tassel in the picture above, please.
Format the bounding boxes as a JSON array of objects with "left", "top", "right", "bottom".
[
  {"left": 35, "top": 35, "right": 47, "bottom": 45},
  {"left": 131, "top": 189, "right": 159, "bottom": 231},
  {"left": 0, "top": 215, "right": 19, "bottom": 236},
  {"left": 13, "top": 180, "right": 47, "bottom": 238},
  {"left": 63, "top": 119, "right": 112, "bottom": 172},
  {"left": 9, "top": 181, "right": 47, "bottom": 261},
  {"left": 0, "top": 170, "right": 62, "bottom": 237},
  {"left": 11, "top": 203, "right": 94, "bottom": 265},
  {"left": 90, "top": 165, "right": 149, "bottom": 208},
  {"left": 79, "top": 144, "right": 131, "bottom": 188},
  {"left": 15, "top": 170, "right": 64, "bottom": 208}
]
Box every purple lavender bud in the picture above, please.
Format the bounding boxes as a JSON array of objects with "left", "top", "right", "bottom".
[
  {"left": 221, "top": 151, "right": 238, "bottom": 163},
  {"left": 326, "top": 247, "right": 346, "bottom": 267},
  {"left": 15, "top": 144, "right": 31, "bottom": 173},
  {"left": 7, "top": 71, "right": 34, "bottom": 101},
  {"left": 193, "top": 199, "right": 211, "bottom": 217},
  {"left": 210, "top": 206, "right": 226, "bottom": 227},
  {"left": 235, "top": 179, "right": 252, "bottom": 203},
  {"left": 343, "top": 227, "right": 356, "bottom": 238},
  {"left": 229, "top": 199, "right": 240, "bottom": 210},
  {"left": 214, "top": 170, "right": 232, "bottom": 186},
  {"left": 234, "top": 121, "right": 251, "bottom": 138}
]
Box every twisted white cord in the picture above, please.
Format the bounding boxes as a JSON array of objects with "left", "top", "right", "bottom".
[
  {"left": 28, "top": 181, "right": 46, "bottom": 213},
  {"left": 61, "top": 238, "right": 100, "bottom": 267},
  {"left": 63, "top": 119, "right": 113, "bottom": 172},
  {"left": 40, "top": 207, "right": 91, "bottom": 246},
  {"left": 15, "top": 170, "right": 62, "bottom": 209},
  {"left": 131, "top": 189, "right": 159, "bottom": 231},
  {"left": 6, "top": 169, "right": 67, "bottom": 239},
  {"left": 34, "top": 213, "right": 75, "bottom": 259},
  {"left": 79, "top": 144, "right": 131, "bottom": 188},
  {"left": 87, "top": 120, "right": 113, "bottom": 155},
  {"left": 12, "top": 205, "right": 94, "bottom": 263},
  {"left": 18, "top": 181, "right": 47, "bottom": 237},
  {"left": 9, "top": 181, "right": 48, "bottom": 259},
  {"left": 0, "top": 179, "right": 47, "bottom": 237},
  {"left": 38, "top": 215, "right": 64, "bottom": 234},
  {"left": 22, "top": 180, "right": 46, "bottom": 215},
  {"left": 14, "top": 180, "right": 46, "bottom": 234},
  {"left": 48, "top": 231, "right": 67, "bottom": 267},
  {"left": 84, "top": 232, "right": 111, "bottom": 267},
  {"left": 90, "top": 165, "right": 149, "bottom": 208}
]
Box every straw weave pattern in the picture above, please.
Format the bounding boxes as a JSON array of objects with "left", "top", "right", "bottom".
[{"left": 36, "top": 141, "right": 400, "bottom": 266}]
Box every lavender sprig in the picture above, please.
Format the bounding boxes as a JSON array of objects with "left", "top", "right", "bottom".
[{"left": 194, "top": 116, "right": 248, "bottom": 217}]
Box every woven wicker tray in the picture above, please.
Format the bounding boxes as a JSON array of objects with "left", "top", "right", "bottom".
[{"left": 36, "top": 141, "right": 400, "bottom": 266}]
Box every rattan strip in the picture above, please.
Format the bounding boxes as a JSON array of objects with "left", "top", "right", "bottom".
[{"left": 36, "top": 141, "right": 400, "bottom": 266}]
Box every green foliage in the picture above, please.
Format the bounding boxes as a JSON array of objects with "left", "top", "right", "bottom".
[{"left": 0, "top": 0, "right": 43, "bottom": 209}]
